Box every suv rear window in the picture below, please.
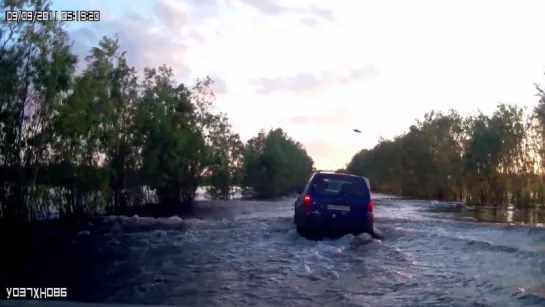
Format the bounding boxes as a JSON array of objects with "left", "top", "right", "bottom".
[{"left": 308, "top": 173, "right": 370, "bottom": 198}]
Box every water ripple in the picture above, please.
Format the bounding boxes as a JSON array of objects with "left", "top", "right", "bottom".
[{"left": 1, "top": 196, "right": 544, "bottom": 307}]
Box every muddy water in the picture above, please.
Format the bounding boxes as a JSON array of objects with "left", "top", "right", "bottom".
[{"left": 1, "top": 194, "right": 545, "bottom": 307}]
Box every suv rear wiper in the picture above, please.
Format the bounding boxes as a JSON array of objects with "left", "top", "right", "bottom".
[{"left": 337, "top": 190, "right": 361, "bottom": 197}]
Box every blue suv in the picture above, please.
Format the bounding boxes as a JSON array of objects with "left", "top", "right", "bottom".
[{"left": 294, "top": 171, "right": 374, "bottom": 236}]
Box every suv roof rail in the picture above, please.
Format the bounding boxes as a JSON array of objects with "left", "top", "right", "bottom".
[{"left": 317, "top": 169, "right": 356, "bottom": 175}]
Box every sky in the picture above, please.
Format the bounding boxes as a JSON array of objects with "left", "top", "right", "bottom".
[{"left": 51, "top": 0, "right": 545, "bottom": 170}]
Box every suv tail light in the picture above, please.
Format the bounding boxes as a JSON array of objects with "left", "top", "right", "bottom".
[
  {"left": 303, "top": 195, "right": 311, "bottom": 208},
  {"left": 368, "top": 200, "right": 374, "bottom": 213}
]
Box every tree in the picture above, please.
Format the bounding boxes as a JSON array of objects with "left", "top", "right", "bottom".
[
  {"left": 0, "top": 0, "right": 78, "bottom": 222},
  {"left": 347, "top": 103, "right": 543, "bottom": 207},
  {"left": 0, "top": 0, "right": 256, "bottom": 220},
  {"left": 242, "top": 128, "right": 314, "bottom": 198}
]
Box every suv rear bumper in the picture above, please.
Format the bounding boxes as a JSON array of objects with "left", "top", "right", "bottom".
[{"left": 295, "top": 214, "right": 373, "bottom": 234}]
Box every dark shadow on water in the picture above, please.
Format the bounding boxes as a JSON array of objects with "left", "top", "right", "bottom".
[
  {"left": 0, "top": 201, "right": 235, "bottom": 302},
  {"left": 428, "top": 204, "right": 545, "bottom": 225}
]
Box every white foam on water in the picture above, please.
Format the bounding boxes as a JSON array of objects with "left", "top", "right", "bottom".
[
  {"left": 313, "top": 250, "right": 334, "bottom": 263},
  {"left": 303, "top": 262, "right": 312, "bottom": 273},
  {"left": 157, "top": 216, "right": 184, "bottom": 224},
  {"left": 350, "top": 233, "right": 374, "bottom": 246},
  {"left": 371, "top": 193, "right": 401, "bottom": 199},
  {"left": 103, "top": 214, "right": 187, "bottom": 227},
  {"left": 76, "top": 230, "right": 90, "bottom": 237}
]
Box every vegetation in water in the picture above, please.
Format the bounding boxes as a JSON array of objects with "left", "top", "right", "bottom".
[
  {"left": 0, "top": 0, "right": 314, "bottom": 223},
  {"left": 347, "top": 99, "right": 545, "bottom": 208}
]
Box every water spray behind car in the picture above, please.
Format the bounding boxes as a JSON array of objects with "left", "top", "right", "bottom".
[{"left": 352, "top": 128, "right": 384, "bottom": 241}]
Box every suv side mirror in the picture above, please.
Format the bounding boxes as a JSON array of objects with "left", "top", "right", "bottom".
[{"left": 294, "top": 187, "right": 303, "bottom": 195}]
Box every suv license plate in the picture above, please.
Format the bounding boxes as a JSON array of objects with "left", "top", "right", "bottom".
[{"left": 328, "top": 205, "right": 350, "bottom": 211}]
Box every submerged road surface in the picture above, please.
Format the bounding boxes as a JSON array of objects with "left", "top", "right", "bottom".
[{"left": 2, "top": 194, "right": 545, "bottom": 307}]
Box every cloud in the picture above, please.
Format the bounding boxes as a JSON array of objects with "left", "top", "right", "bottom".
[
  {"left": 239, "top": 0, "right": 333, "bottom": 19},
  {"left": 252, "top": 66, "right": 379, "bottom": 94},
  {"left": 69, "top": 7, "right": 191, "bottom": 79},
  {"left": 278, "top": 106, "right": 359, "bottom": 127},
  {"left": 153, "top": 0, "right": 187, "bottom": 36},
  {"left": 190, "top": 30, "right": 207, "bottom": 44},
  {"left": 240, "top": 0, "right": 284, "bottom": 14},
  {"left": 183, "top": 0, "right": 219, "bottom": 7},
  {"left": 308, "top": 7, "right": 333, "bottom": 20},
  {"left": 184, "top": 0, "right": 333, "bottom": 28},
  {"left": 210, "top": 77, "right": 229, "bottom": 95},
  {"left": 299, "top": 17, "right": 319, "bottom": 27},
  {"left": 88, "top": 0, "right": 114, "bottom": 20}
]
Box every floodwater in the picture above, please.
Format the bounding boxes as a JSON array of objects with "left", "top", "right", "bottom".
[
  {"left": 426, "top": 202, "right": 545, "bottom": 225},
  {"left": 1, "top": 194, "right": 545, "bottom": 307}
]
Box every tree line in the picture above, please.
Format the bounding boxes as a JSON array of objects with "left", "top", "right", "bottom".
[
  {"left": 0, "top": 0, "right": 314, "bottom": 223},
  {"left": 347, "top": 94, "right": 545, "bottom": 207}
]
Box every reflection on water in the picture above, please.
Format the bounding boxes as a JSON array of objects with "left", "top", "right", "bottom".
[{"left": 429, "top": 203, "right": 545, "bottom": 225}]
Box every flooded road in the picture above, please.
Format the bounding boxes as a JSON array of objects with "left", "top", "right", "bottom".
[{"left": 2, "top": 194, "right": 545, "bottom": 306}]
